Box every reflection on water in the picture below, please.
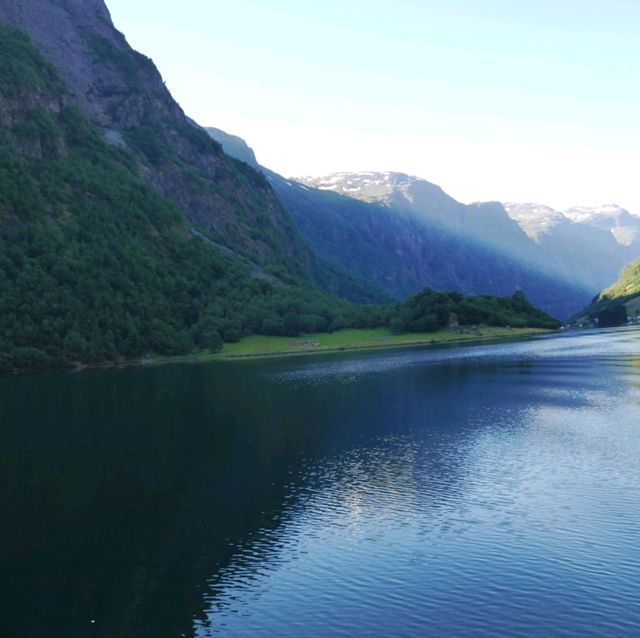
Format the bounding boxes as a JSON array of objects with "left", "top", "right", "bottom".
[{"left": 1, "top": 328, "right": 640, "bottom": 636}]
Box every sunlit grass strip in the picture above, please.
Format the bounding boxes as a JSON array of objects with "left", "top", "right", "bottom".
[{"left": 212, "top": 326, "right": 552, "bottom": 360}]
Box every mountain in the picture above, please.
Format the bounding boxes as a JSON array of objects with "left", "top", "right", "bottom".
[
  {"left": 504, "top": 203, "right": 570, "bottom": 242},
  {"left": 299, "top": 173, "right": 532, "bottom": 254},
  {"left": 0, "top": 4, "right": 395, "bottom": 372},
  {"left": 508, "top": 203, "right": 640, "bottom": 253},
  {"left": 270, "top": 172, "right": 587, "bottom": 316},
  {"left": 269, "top": 168, "right": 600, "bottom": 318},
  {"left": 1, "top": 0, "right": 293, "bottom": 265},
  {"left": 0, "top": 0, "right": 388, "bottom": 305},
  {"left": 300, "top": 173, "right": 638, "bottom": 296},
  {"left": 0, "top": 0, "right": 558, "bottom": 376},
  {"left": 503, "top": 202, "right": 629, "bottom": 292},
  {"left": 564, "top": 204, "right": 640, "bottom": 250},
  {"left": 0, "top": 0, "right": 581, "bottom": 377},
  {"left": 205, "top": 126, "right": 260, "bottom": 170},
  {"left": 301, "top": 172, "right": 460, "bottom": 217},
  {"left": 200, "top": 131, "right": 599, "bottom": 318},
  {"left": 573, "top": 257, "right": 640, "bottom": 327},
  {"left": 292, "top": 174, "right": 640, "bottom": 317}
]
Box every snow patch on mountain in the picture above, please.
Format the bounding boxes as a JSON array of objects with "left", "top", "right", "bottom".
[
  {"left": 504, "top": 203, "right": 568, "bottom": 241},
  {"left": 504, "top": 202, "right": 640, "bottom": 249},
  {"left": 295, "top": 172, "right": 429, "bottom": 196},
  {"left": 565, "top": 204, "right": 629, "bottom": 221}
]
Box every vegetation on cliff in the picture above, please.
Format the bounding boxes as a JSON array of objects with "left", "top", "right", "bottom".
[
  {"left": 597, "top": 258, "right": 640, "bottom": 302},
  {"left": 573, "top": 257, "right": 640, "bottom": 327},
  {"left": 0, "top": 26, "right": 363, "bottom": 371}
]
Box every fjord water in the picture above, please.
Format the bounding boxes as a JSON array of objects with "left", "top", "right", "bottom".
[{"left": 2, "top": 329, "right": 640, "bottom": 637}]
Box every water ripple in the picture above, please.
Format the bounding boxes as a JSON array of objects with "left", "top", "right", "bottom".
[{"left": 196, "top": 328, "right": 640, "bottom": 637}]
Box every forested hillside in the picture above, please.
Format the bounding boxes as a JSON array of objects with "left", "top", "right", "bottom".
[
  {"left": 0, "top": 26, "right": 373, "bottom": 372},
  {"left": 574, "top": 257, "right": 640, "bottom": 327},
  {"left": 0, "top": 0, "right": 385, "bottom": 305}
]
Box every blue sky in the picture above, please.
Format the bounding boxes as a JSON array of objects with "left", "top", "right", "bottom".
[{"left": 106, "top": 0, "right": 640, "bottom": 212}]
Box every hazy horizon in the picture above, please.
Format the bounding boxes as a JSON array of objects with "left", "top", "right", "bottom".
[{"left": 106, "top": 0, "right": 640, "bottom": 214}]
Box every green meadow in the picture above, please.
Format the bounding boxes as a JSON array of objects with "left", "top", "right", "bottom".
[{"left": 208, "top": 326, "right": 552, "bottom": 360}]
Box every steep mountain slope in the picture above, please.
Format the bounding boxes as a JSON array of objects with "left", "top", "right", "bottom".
[
  {"left": 0, "top": 1, "right": 296, "bottom": 268},
  {"left": 504, "top": 203, "right": 628, "bottom": 292},
  {"left": 564, "top": 204, "right": 640, "bottom": 250},
  {"left": 0, "top": 0, "right": 387, "bottom": 305},
  {"left": 0, "top": 20, "right": 390, "bottom": 372},
  {"left": 574, "top": 257, "right": 640, "bottom": 327},
  {"left": 205, "top": 126, "right": 260, "bottom": 170},
  {"left": 271, "top": 174, "right": 588, "bottom": 317},
  {"left": 205, "top": 131, "right": 593, "bottom": 318},
  {"left": 300, "top": 173, "right": 533, "bottom": 254},
  {"left": 599, "top": 257, "right": 640, "bottom": 300},
  {"left": 301, "top": 173, "right": 635, "bottom": 295}
]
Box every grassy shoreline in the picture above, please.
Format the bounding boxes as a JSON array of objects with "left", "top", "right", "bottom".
[
  {"left": 144, "top": 326, "right": 554, "bottom": 367},
  {"left": 0, "top": 326, "right": 556, "bottom": 377}
]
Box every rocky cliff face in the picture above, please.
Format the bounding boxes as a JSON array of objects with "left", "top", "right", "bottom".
[
  {"left": 0, "top": 0, "right": 319, "bottom": 274},
  {"left": 300, "top": 172, "right": 638, "bottom": 296},
  {"left": 0, "top": 0, "right": 172, "bottom": 127},
  {"left": 299, "top": 173, "right": 541, "bottom": 273}
]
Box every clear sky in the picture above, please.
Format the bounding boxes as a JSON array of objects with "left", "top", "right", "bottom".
[{"left": 106, "top": 0, "right": 640, "bottom": 212}]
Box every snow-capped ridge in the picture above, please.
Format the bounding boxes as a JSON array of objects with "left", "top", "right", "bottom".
[{"left": 293, "top": 171, "right": 431, "bottom": 194}]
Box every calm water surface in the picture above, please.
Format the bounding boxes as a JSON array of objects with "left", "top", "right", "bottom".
[{"left": 1, "top": 328, "right": 640, "bottom": 636}]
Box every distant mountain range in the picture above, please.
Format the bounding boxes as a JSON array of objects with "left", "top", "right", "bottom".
[
  {"left": 565, "top": 204, "right": 640, "bottom": 248},
  {"left": 301, "top": 173, "right": 640, "bottom": 253},
  {"left": 301, "top": 173, "right": 639, "bottom": 295},
  {"left": 206, "top": 131, "right": 637, "bottom": 319}
]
